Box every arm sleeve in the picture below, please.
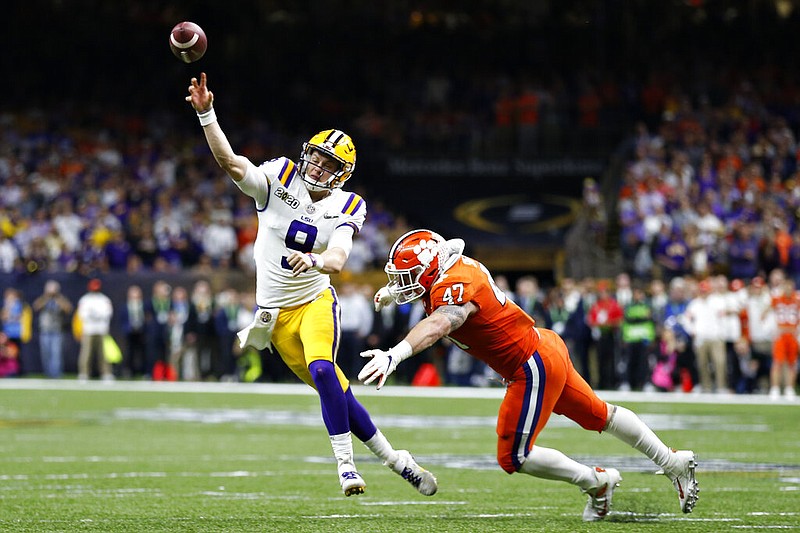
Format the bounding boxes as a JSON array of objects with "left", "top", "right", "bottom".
[{"left": 328, "top": 225, "right": 355, "bottom": 256}]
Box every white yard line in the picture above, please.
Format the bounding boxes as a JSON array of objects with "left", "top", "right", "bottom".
[{"left": 1, "top": 378, "right": 796, "bottom": 405}]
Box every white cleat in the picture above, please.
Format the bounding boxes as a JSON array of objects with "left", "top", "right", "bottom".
[
  {"left": 661, "top": 449, "right": 699, "bottom": 513},
  {"left": 339, "top": 468, "right": 366, "bottom": 497},
  {"left": 582, "top": 466, "right": 622, "bottom": 522},
  {"left": 385, "top": 450, "right": 438, "bottom": 496}
]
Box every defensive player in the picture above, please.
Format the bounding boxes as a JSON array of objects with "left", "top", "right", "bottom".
[
  {"left": 185, "top": 73, "right": 437, "bottom": 497},
  {"left": 361, "top": 229, "right": 699, "bottom": 521}
]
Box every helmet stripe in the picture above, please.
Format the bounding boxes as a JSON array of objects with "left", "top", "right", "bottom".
[
  {"left": 328, "top": 130, "right": 345, "bottom": 145},
  {"left": 279, "top": 159, "right": 296, "bottom": 186}
]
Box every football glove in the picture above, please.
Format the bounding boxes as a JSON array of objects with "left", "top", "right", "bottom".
[
  {"left": 373, "top": 286, "right": 394, "bottom": 312},
  {"left": 358, "top": 349, "right": 398, "bottom": 390}
]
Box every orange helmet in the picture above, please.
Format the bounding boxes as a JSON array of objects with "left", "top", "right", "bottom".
[{"left": 384, "top": 229, "right": 446, "bottom": 304}]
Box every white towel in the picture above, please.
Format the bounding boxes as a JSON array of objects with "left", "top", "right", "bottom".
[{"left": 237, "top": 307, "right": 280, "bottom": 350}]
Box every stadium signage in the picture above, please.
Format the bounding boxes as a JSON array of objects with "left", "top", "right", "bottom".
[{"left": 386, "top": 157, "right": 604, "bottom": 178}]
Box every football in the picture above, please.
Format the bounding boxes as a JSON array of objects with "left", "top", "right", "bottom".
[{"left": 169, "top": 21, "right": 207, "bottom": 63}]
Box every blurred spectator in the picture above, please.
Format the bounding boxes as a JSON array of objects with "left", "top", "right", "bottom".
[
  {"left": 767, "top": 278, "right": 799, "bottom": 400},
  {"left": 743, "top": 276, "right": 774, "bottom": 391},
  {"left": 722, "top": 276, "right": 747, "bottom": 390},
  {"left": 185, "top": 280, "right": 217, "bottom": 381},
  {"left": 105, "top": 228, "right": 133, "bottom": 270},
  {"left": 620, "top": 283, "right": 656, "bottom": 391},
  {"left": 32, "top": 280, "right": 73, "bottom": 378},
  {"left": 615, "top": 273, "right": 633, "bottom": 308},
  {"left": 544, "top": 287, "right": 569, "bottom": 338},
  {"left": 649, "top": 279, "right": 668, "bottom": 329},
  {"left": 587, "top": 280, "right": 623, "bottom": 390},
  {"left": 214, "top": 288, "right": 241, "bottom": 382},
  {"left": 119, "top": 284, "right": 146, "bottom": 379},
  {"left": 145, "top": 280, "right": 172, "bottom": 380},
  {"left": 652, "top": 226, "right": 690, "bottom": 282},
  {"left": 561, "top": 277, "right": 594, "bottom": 385},
  {"left": 444, "top": 340, "right": 485, "bottom": 386},
  {"left": 663, "top": 277, "right": 696, "bottom": 391},
  {"left": 51, "top": 200, "right": 84, "bottom": 255},
  {"left": 0, "top": 332, "right": 19, "bottom": 377},
  {"left": 727, "top": 222, "right": 760, "bottom": 281},
  {"left": 680, "top": 279, "right": 728, "bottom": 393},
  {"left": 337, "top": 282, "right": 375, "bottom": 378},
  {"left": 733, "top": 337, "right": 759, "bottom": 394},
  {"left": 788, "top": 230, "right": 800, "bottom": 288},
  {"left": 581, "top": 177, "right": 608, "bottom": 247},
  {"left": 493, "top": 274, "right": 514, "bottom": 301},
  {"left": 651, "top": 327, "right": 679, "bottom": 392},
  {"left": 202, "top": 211, "right": 238, "bottom": 268},
  {"left": 167, "top": 286, "right": 190, "bottom": 381},
  {"left": 75, "top": 278, "right": 114, "bottom": 382},
  {"left": 1, "top": 288, "right": 32, "bottom": 375},
  {"left": 514, "top": 275, "right": 548, "bottom": 327}
]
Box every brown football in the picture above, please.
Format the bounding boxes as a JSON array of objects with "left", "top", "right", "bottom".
[{"left": 169, "top": 22, "right": 207, "bottom": 63}]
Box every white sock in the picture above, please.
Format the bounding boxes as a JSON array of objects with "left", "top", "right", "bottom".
[
  {"left": 519, "top": 445, "right": 596, "bottom": 490},
  {"left": 604, "top": 404, "right": 672, "bottom": 470},
  {"left": 363, "top": 429, "right": 399, "bottom": 464},
  {"left": 330, "top": 432, "right": 356, "bottom": 470}
]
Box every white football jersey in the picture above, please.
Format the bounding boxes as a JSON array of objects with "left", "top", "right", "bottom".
[{"left": 240, "top": 156, "right": 366, "bottom": 308}]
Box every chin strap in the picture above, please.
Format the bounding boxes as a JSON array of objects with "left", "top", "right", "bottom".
[{"left": 303, "top": 174, "right": 339, "bottom": 193}]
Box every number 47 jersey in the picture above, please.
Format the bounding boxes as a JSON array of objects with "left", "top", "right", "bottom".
[
  {"left": 244, "top": 156, "right": 366, "bottom": 309},
  {"left": 422, "top": 255, "right": 539, "bottom": 380}
]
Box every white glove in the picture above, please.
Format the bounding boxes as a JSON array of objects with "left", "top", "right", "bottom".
[
  {"left": 359, "top": 340, "right": 413, "bottom": 389},
  {"left": 358, "top": 349, "right": 399, "bottom": 389},
  {"left": 373, "top": 286, "right": 394, "bottom": 312}
]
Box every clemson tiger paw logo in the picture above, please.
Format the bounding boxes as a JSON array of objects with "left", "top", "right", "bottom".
[{"left": 413, "top": 239, "right": 438, "bottom": 266}]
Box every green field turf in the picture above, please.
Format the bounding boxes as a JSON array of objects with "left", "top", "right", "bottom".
[{"left": 0, "top": 381, "right": 798, "bottom": 532}]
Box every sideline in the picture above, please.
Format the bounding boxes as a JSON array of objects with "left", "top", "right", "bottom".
[{"left": 0, "top": 378, "right": 795, "bottom": 405}]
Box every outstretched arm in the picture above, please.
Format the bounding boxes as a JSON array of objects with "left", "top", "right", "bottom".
[
  {"left": 185, "top": 72, "right": 250, "bottom": 182},
  {"left": 405, "top": 303, "right": 474, "bottom": 353},
  {"left": 359, "top": 301, "right": 477, "bottom": 388}
]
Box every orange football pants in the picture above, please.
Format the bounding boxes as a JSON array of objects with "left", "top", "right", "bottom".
[{"left": 496, "top": 328, "right": 609, "bottom": 473}]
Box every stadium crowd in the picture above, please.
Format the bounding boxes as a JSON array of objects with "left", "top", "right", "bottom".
[
  {"left": 1, "top": 3, "right": 799, "bottom": 399},
  {"left": 2, "top": 265, "right": 798, "bottom": 401}
]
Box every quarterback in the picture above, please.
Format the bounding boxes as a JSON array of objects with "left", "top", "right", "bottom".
[
  {"left": 185, "top": 73, "right": 437, "bottom": 497},
  {"left": 361, "top": 229, "right": 699, "bottom": 521}
]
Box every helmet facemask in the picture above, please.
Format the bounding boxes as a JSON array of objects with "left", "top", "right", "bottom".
[
  {"left": 384, "top": 230, "right": 445, "bottom": 305},
  {"left": 385, "top": 264, "right": 429, "bottom": 305}
]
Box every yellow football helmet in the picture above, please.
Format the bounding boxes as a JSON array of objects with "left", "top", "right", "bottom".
[{"left": 299, "top": 129, "right": 357, "bottom": 192}]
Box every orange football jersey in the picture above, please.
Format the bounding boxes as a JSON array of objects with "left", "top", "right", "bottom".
[
  {"left": 422, "top": 256, "right": 539, "bottom": 379},
  {"left": 771, "top": 293, "right": 800, "bottom": 331}
]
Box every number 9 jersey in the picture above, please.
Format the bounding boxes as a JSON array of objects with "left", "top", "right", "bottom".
[
  {"left": 237, "top": 156, "right": 366, "bottom": 308},
  {"left": 422, "top": 255, "right": 539, "bottom": 380}
]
